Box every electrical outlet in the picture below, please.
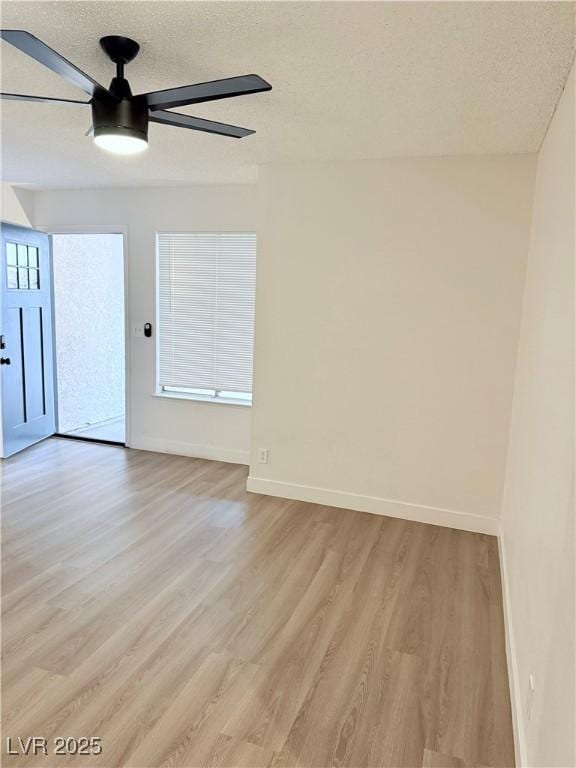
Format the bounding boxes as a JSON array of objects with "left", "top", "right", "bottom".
[
  {"left": 258, "top": 448, "right": 269, "bottom": 464},
  {"left": 527, "top": 673, "right": 535, "bottom": 721},
  {"left": 133, "top": 323, "right": 144, "bottom": 338}
]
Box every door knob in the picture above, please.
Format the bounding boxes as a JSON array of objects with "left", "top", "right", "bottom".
[{"left": 0, "top": 357, "right": 11, "bottom": 365}]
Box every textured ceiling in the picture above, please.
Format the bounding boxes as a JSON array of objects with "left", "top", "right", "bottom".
[{"left": 1, "top": 1, "right": 574, "bottom": 188}]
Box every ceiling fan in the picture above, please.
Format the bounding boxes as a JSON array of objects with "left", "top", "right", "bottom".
[{"left": 0, "top": 30, "right": 272, "bottom": 155}]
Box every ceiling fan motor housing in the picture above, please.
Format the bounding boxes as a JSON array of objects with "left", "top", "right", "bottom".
[
  {"left": 92, "top": 36, "right": 148, "bottom": 144},
  {"left": 91, "top": 92, "right": 149, "bottom": 143}
]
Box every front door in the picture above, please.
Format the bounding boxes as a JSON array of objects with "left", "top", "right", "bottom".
[{"left": 0, "top": 222, "right": 55, "bottom": 457}]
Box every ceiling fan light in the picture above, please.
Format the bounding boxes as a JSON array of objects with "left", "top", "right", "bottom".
[
  {"left": 94, "top": 131, "right": 147, "bottom": 155},
  {"left": 92, "top": 99, "right": 148, "bottom": 156}
]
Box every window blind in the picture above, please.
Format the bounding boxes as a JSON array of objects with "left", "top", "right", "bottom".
[{"left": 158, "top": 232, "right": 256, "bottom": 394}]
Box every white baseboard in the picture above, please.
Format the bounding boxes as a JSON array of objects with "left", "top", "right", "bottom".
[
  {"left": 246, "top": 476, "right": 499, "bottom": 535},
  {"left": 130, "top": 436, "right": 249, "bottom": 465},
  {"left": 497, "top": 527, "right": 527, "bottom": 767}
]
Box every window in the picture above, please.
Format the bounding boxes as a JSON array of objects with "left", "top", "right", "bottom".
[
  {"left": 157, "top": 232, "right": 256, "bottom": 404},
  {"left": 6, "top": 242, "right": 40, "bottom": 290}
]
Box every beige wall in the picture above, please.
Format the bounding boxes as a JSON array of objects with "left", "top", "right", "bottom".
[
  {"left": 33, "top": 185, "right": 256, "bottom": 463},
  {"left": 501, "top": 67, "right": 575, "bottom": 767},
  {"left": 249, "top": 155, "right": 536, "bottom": 526}
]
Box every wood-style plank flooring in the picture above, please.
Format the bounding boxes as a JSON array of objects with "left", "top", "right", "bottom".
[{"left": 1, "top": 438, "right": 515, "bottom": 767}]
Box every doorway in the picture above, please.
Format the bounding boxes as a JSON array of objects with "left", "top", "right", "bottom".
[{"left": 52, "top": 233, "right": 126, "bottom": 445}]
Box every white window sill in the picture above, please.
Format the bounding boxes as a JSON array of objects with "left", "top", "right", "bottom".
[{"left": 153, "top": 391, "right": 252, "bottom": 407}]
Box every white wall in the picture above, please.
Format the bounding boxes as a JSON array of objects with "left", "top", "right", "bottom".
[
  {"left": 248, "top": 155, "right": 536, "bottom": 529},
  {"left": 53, "top": 234, "right": 125, "bottom": 433},
  {"left": 1, "top": 183, "right": 33, "bottom": 228},
  {"left": 33, "top": 186, "right": 256, "bottom": 463},
  {"left": 501, "top": 67, "right": 575, "bottom": 767}
]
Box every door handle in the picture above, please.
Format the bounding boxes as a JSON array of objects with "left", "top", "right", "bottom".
[{"left": 0, "top": 357, "right": 11, "bottom": 365}]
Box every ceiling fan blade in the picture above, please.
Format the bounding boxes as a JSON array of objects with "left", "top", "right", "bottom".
[
  {"left": 149, "top": 109, "right": 255, "bottom": 138},
  {"left": 0, "top": 91, "right": 90, "bottom": 105},
  {"left": 141, "top": 74, "right": 271, "bottom": 111},
  {"left": 0, "top": 30, "right": 104, "bottom": 96}
]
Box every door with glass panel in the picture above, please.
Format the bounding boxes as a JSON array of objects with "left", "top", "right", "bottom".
[{"left": 0, "top": 222, "right": 55, "bottom": 457}]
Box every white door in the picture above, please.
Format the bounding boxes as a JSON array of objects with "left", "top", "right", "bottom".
[{"left": 0, "top": 222, "right": 55, "bottom": 457}]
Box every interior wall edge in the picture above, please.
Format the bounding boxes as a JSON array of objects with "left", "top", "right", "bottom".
[
  {"left": 498, "top": 61, "right": 575, "bottom": 766},
  {"left": 246, "top": 476, "right": 500, "bottom": 535},
  {"left": 497, "top": 524, "right": 527, "bottom": 767},
  {"left": 130, "top": 435, "right": 250, "bottom": 466},
  {"left": 13, "top": 187, "right": 36, "bottom": 223}
]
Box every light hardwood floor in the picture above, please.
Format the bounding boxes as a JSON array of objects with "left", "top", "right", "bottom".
[{"left": 1, "top": 438, "right": 515, "bottom": 767}]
